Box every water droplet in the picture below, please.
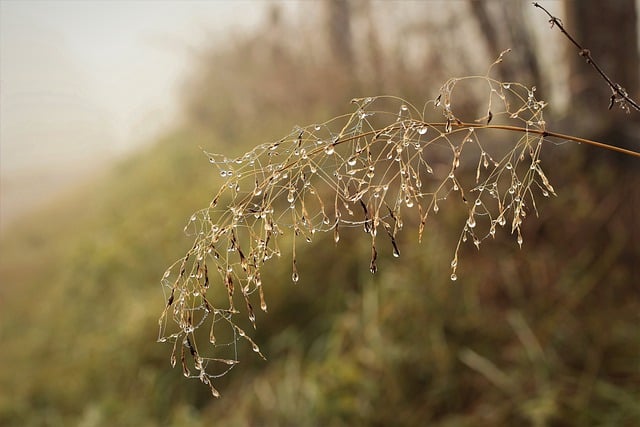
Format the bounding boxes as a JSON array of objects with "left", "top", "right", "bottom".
[
  {"left": 314, "top": 124, "right": 321, "bottom": 131},
  {"left": 418, "top": 126, "right": 428, "bottom": 135},
  {"left": 502, "top": 82, "right": 511, "bottom": 89},
  {"left": 325, "top": 146, "right": 335, "bottom": 155},
  {"left": 467, "top": 215, "right": 476, "bottom": 228},
  {"left": 445, "top": 119, "right": 452, "bottom": 133},
  {"left": 347, "top": 156, "right": 357, "bottom": 166},
  {"left": 400, "top": 104, "right": 408, "bottom": 111},
  {"left": 287, "top": 191, "right": 295, "bottom": 203},
  {"left": 220, "top": 170, "right": 228, "bottom": 177},
  {"left": 292, "top": 271, "right": 299, "bottom": 283},
  {"left": 450, "top": 273, "right": 457, "bottom": 281},
  {"left": 163, "top": 269, "right": 171, "bottom": 278}
]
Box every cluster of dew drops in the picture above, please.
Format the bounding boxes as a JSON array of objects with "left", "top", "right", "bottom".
[{"left": 159, "top": 74, "right": 556, "bottom": 395}]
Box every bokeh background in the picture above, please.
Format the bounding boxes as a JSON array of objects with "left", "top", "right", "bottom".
[{"left": 1, "top": 1, "right": 638, "bottom": 426}]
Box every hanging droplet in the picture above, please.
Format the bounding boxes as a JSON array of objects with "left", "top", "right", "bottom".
[
  {"left": 467, "top": 215, "right": 476, "bottom": 228},
  {"left": 392, "top": 246, "right": 400, "bottom": 258},
  {"left": 450, "top": 273, "right": 457, "bottom": 281},
  {"left": 445, "top": 119, "right": 452, "bottom": 133},
  {"left": 325, "top": 146, "right": 335, "bottom": 155},
  {"left": 405, "top": 196, "right": 414, "bottom": 208},
  {"left": 418, "top": 126, "right": 428, "bottom": 135}
]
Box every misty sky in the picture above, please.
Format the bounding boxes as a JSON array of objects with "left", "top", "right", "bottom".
[{"left": 0, "top": 1, "right": 272, "bottom": 228}]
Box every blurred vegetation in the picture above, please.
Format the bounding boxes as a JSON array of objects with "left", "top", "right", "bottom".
[{"left": 1, "top": 2, "right": 638, "bottom": 426}]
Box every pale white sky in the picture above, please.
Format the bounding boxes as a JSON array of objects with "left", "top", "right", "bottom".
[{"left": 0, "top": 0, "right": 273, "bottom": 228}]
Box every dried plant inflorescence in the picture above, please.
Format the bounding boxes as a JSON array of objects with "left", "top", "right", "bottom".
[{"left": 158, "top": 57, "right": 571, "bottom": 396}]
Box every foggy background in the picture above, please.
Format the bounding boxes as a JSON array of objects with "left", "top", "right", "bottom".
[
  {"left": 1, "top": 1, "right": 273, "bottom": 228},
  {"left": 0, "top": 1, "right": 638, "bottom": 426}
]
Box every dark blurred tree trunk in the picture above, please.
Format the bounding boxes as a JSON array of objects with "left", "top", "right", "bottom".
[
  {"left": 561, "top": 0, "right": 640, "bottom": 283},
  {"left": 325, "top": 0, "right": 354, "bottom": 68},
  {"left": 469, "top": 1, "right": 542, "bottom": 88}
]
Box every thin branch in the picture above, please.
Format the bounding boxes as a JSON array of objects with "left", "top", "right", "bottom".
[
  {"left": 323, "top": 122, "right": 640, "bottom": 159},
  {"left": 533, "top": 2, "right": 640, "bottom": 113}
]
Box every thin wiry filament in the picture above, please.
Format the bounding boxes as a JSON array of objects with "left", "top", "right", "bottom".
[{"left": 159, "top": 73, "right": 555, "bottom": 396}]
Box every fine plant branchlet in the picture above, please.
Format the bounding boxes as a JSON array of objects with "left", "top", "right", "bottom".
[
  {"left": 533, "top": 1, "right": 640, "bottom": 113},
  {"left": 157, "top": 59, "right": 583, "bottom": 396}
]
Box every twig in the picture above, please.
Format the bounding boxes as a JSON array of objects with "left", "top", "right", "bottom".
[
  {"left": 319, "top": 123, "right": 640, "bottom": 160},
  {"left": 533, "top": 2, "right": 640, "bottom": 113}
]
